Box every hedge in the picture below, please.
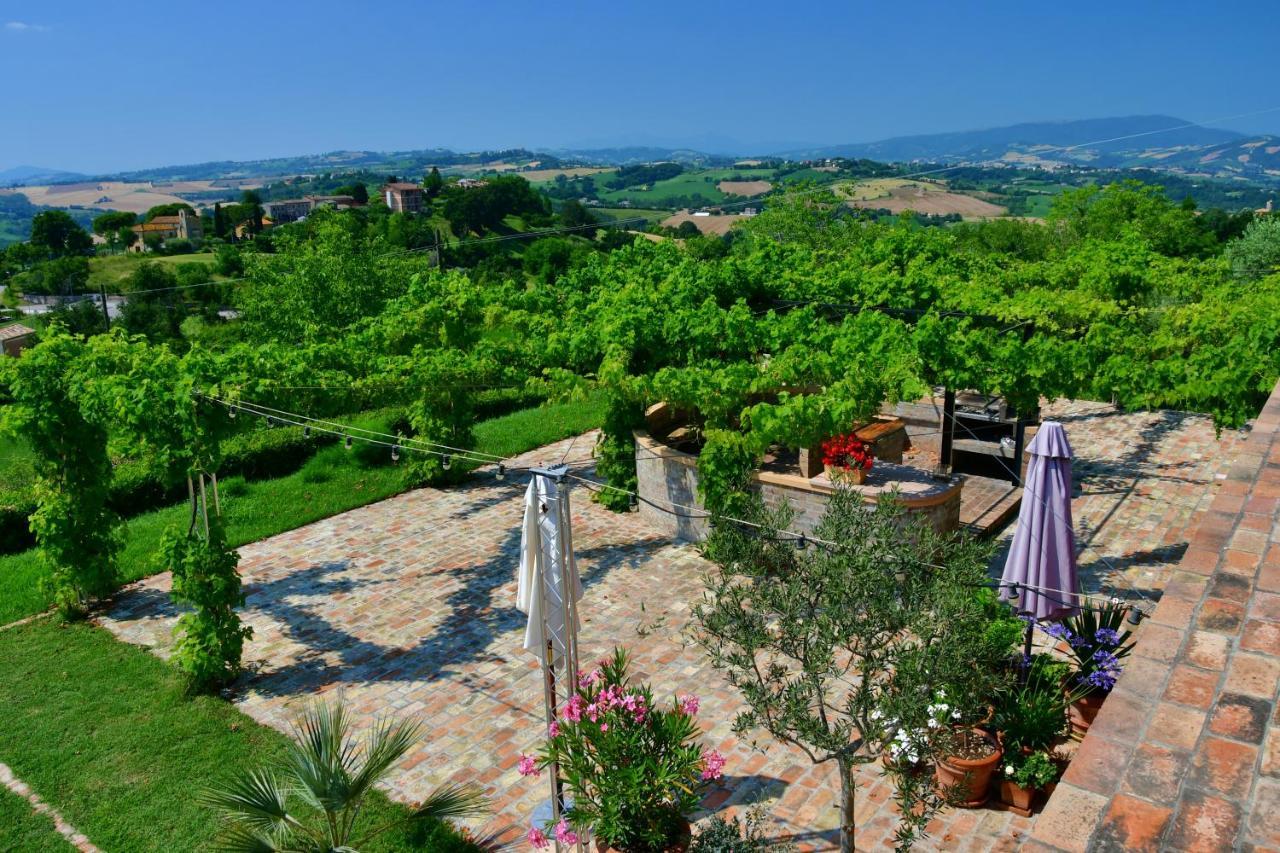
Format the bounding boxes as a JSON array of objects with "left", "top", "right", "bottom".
[{"left": 0, "top": 407, "right": 409, "bottom": 555}]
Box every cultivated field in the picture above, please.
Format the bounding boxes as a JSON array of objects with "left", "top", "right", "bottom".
[
  {"left": 717, "top": 179, "right": 772, "bottom": 196},
  {"left": 518, "top": 167, "right": 611, "bottom": 183},
  {"left": 842, "top": 178, "right": 1006, "bottom": 219},
  {"left": 660, "top": 211, "right": 749, "bottom": 236},
  {"left": 0, "top": 180, "right": 241, "bottom": 215}
]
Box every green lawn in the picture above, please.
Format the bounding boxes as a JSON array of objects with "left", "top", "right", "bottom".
[
  {"left": 0, "top": 396, "right": 606, "bottom": 625},
  {"left": 0, "top": 786, "right": 73, "bottom": 852},
  {"left": 88, "top": 252, "right": 220, "bottom": 289},
  {"left": 0, "top": 619, "right": 477, "bottom": 852}
]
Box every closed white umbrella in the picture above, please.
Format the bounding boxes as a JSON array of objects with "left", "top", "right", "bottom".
[{"left": 516, "top": 469, "right": 583, "bottom": 667}]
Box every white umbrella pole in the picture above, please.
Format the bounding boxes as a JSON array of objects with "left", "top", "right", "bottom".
[
  {"left": 533, "top": 474, "right": 565, "bottom": 851},
  {"left": 555, "top": 478, "right": 582, "bottom": 691}
]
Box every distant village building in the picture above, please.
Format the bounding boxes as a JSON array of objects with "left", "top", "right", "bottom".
[
  {"left": 262, "top": 195, "right": 359, "bottom": 224},
  {"left": 456, "top": 178, "right": 489, "bottom": 189},
  {"left": 128, "top": 208, "right": 203, "bottom": 252},
  {"left": 382, "top": 182, "right": 424, "bottom": 214},
  {"left": 0, "top": 323, "right": 36, "bottom": 357}
]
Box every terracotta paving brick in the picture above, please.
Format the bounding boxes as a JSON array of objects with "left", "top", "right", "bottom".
[
  {"left": 1163, "top": 665, "right": 1223, "bottom": 710},
  {"left": 1188, "top": 737, "right": 1259, "bottom": 799},
  {"left": 1145, "top": 702, "right": 1208, "bottom": 752},
  {"left": 1242, "top": 620, "right": 1280, "bottom": 656},
  {"left": 1223, "top": 653, "right": 1280, "bottom": 700},
  {"left": 1120, "top": 742, "right": 1190, "bottom": 806},
  {"left": 1094, "top": 793, "right": 1173, "bottom": 852},
  {"left": 1133, "top": 623, "right": 1186, "bottom": 663},
  {"left": 1062, "top": 733, "right": 1131, "bottom": 797},
  {"left": 1250, "top": 779, "right": 1280, "bottom": 846},
  {"left": 1208, "top": 693, "right": 1272, "bottom": 744},
  {"left": 1252, "top": 592, "right": 1280, "bottom": 623},
  {"left": 1197, "top": 598, "right": 1247, "bottom": 635},
  {"left": 1029, "top": 783, "right": 1108, "bottom": 853},
  {"left": 1266, "top": 728, "right": 1280, "bottom": 778},
  {"left": 1167, "top": 790, "right": 1242, "bottom": 851},
  {"left": 1183, "top": 631, "right": 1231, "bottom": 671}
]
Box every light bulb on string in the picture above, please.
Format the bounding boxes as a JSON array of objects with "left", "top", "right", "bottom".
[
  {"left": 304, "top": 425, "right": 311, "bottom": 438},
  {"left": 344, "top": 435, "right": 353, "bottom": 451},
  {"left": 496, "top": 464, "right": 506, "bottom": 481},
  {"left": 795, "top": 533, "right": 807, "bottom": 551},
  {"left": 442, "top": 454, "right": 451, "bottom": 471},
  {"left": 1126, "top": 606, "right": 1144, "bottom": 626},
  {"left": 228, "top": 405, "right": 237, "bottom": 419},
  {"left": 391, "top": 445, "right": 401, "bottom": 463},
  {"left": 1006, "top": 583, "right": 1021, "bottom": 606}
]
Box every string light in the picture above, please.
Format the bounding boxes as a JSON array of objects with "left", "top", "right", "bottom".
[
  {"left": 442, "top": 454, "right": 451, "bottom": 471},
  {"left": 496, "top": 463, "right": 506, "bottom": 480},
  {"left": 344, "top": 435, "right": 353, "bottom": 450},
  {"left": 303, "top": 425, "right": 311, "bottom": 438},
  {"left": 391, "top": 444, "right": 401, "bottom": 463},
  {"left": 228, "top": 405, "right": 237, "bottom": 419}
]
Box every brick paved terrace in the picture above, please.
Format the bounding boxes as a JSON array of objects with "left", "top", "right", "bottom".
[
  {"left": 1029, "top": 382, "right": 1280, "bottom": 852},
  {"left": 95, "top": 396, "right": 1269, "bottom": 851}
]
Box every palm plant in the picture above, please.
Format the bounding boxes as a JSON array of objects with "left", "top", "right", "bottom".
[{"left": 202, "top": 700, "right": 487, "bottom": 852}]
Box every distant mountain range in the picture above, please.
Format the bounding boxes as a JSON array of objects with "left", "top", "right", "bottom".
[
  {"left": 4, "top": 115, "right": 1279, "bottom": 187},
  {"left": 777, "top": 115, "right": 1280, "bottom": 181},
  {"left": 0, "top": 165, "right": 88, "bottom": 186}
]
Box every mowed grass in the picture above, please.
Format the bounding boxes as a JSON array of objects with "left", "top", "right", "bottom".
[
  {"left": 0, "top": 619, "right": 477, "bottom": 853},
  {"left": 589, "top": 207, "right": 671, "bottom": 225},
  {"left": 0, "top": 786, "right": 73, "bottom": 852},
  {"left": 0, "top": 397, "right": 606, "bottom": 625},
  {"left": 88, "top": 252, "right": 220, "bottom": 288}
]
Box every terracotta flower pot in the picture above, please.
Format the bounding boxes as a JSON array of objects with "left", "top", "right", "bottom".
[
  {"left": 594, "top": 817, "right": 692, "bottom": 853},
  {"left": 934, "top": 728, "right": 1002, "bottom": 807},
  {"left": 1068, "top": 690, "right": 1106, "bottom": 737},
  {"left": 826, "top": 464, "right": 867, "bottom": 485},
  {"left": 999, "top": 778, "right": 1035, "bottom": 817}
]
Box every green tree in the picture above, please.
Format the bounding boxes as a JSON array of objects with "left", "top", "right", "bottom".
[
  {"left": 212, "top": 202, "right": 228, "bottom": 239},
  {"left": 29, "top": 210, "right": 93, "bottom": 258},
  {"left": 559, "top": 198, "right": 597, "bottom": 231},
  {"left": 1226, "top": 214, "right": 1280, "bottom": 280},
  {"left": 423, "top": 166, "right": 444, "bottom": 199},
  {"left": 0, "top": 332, "right": 121, "bottom": 617},
  {"left": 119, "top": 263, "right": 189, "bottom": 344},
  {"left": 694, "top": 491, "right": 1011, "bottom": 852},
  {"left": 91, "top": 211, "right": 138, "bottom": 254},
  {"left": 143, "top": 202, "right": 196, "bottom": 222},
  {"left": 240, "top": 190, "right": 264, "bottom": 235}
]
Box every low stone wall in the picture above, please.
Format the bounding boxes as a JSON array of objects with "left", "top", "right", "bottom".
[{"left": 634, "top": 430, "right": 963, "bottom": 542}]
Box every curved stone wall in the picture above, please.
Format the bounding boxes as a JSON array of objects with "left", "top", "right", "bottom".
[{"left": 633, "top": 430, "right": 964, "bottom": 542}]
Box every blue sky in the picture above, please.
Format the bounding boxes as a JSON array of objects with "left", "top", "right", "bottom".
[{"left": 3, "top": 0, "right": 1278, "bottom": 173}]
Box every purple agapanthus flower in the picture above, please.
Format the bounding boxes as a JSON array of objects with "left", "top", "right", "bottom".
[
  {"left": 1092, "top": 649, "right": 1120, "bottom": 669},
  {"left": 1095, "top": 628, "right": 1121, "bottom": 646},
  {"left": 1087, "top": 669, "right": 1117, "bottom": 690},
  {"left": 1041, "top": 622, "right": 1069, "bottom": 640}
]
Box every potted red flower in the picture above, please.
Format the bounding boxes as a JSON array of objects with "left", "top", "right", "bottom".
[
  {"left": 520, "top": 649, "right": 722, "bottom": 852},
  {"left": 821, "top": 433, "right": 874, "bottom": 485}
]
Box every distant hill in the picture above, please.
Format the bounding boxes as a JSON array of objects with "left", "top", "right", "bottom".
[
  {"left": 0, "top": 165, "right": 88, "bottom": 187},
  {"left": 779, "top": 116, "right": 1280, "bottom": 182},
  {"left": 550, "top": 146, "right": 733, "bottom": 167}
]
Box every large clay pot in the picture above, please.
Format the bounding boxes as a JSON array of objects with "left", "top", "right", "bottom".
[
  {"left": 999, "top": 779, "right": 1035, "bottom": 817},
  {"left": 934, "top": 728, "right": 1002, "bottom": 807},
  {"left": 594, "top": 818, "right": 692, "bottom": 853},
  {"left": 1068, "top": 691, "right": 1106, "bottom": 737}
]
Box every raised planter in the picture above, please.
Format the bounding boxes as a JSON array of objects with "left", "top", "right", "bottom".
[{"left": 634, "top": 430, "right": 964, "bottom": 542}]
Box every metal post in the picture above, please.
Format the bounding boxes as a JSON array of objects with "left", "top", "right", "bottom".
[
  {"left": 938, "top": 387, "right": 956, "bottom": 478},
  {"left": 555, "top": 479, "right": 581, "bottom": 693},
  {"left": 533, "top": 472, "right": 565, "bottom": 853}
]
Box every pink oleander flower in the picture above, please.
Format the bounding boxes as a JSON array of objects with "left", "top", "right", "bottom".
[
  {"left": 517, "top": 754, "right": 539, "bottom": 777},
  {"left": 528, "top": 826, "right": 550, "bottom": 850},
  {"left": 701, "top": 749, "right": 726, "bottom": 781},
  {"left": 548, "top": 721, "right": 560, "bottom": 737},
  {"left": 554, "top": 819, "right": 579, "bottom": 845},
  {"left": 600, "top": 721, "right": 609, "bottom": 732},
  {"left": 562, "top": 694, "right": 586, "bottom": 722},
  {"left": 679, "top": 695, "right": 700, "bottom": 716}
]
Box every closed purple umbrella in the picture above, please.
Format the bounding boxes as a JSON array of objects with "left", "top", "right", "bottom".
[{"left": 1000, "top": 421, "right": 1079, "bottom": 622}]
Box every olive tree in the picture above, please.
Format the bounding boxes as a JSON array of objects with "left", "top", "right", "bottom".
[{"left": 692, "top": 489, "right": 1018, "bottom": 852}]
